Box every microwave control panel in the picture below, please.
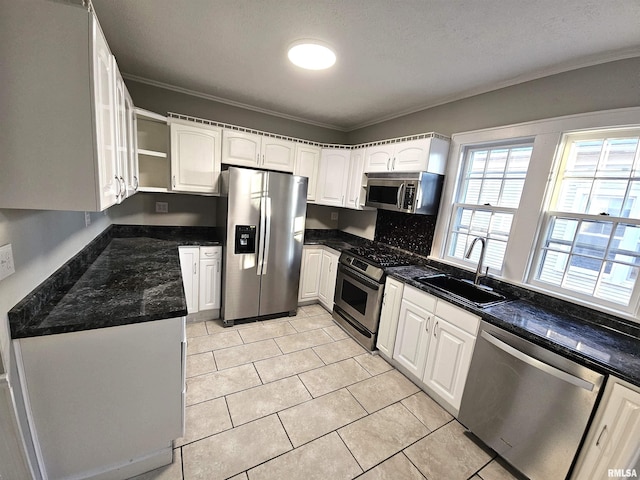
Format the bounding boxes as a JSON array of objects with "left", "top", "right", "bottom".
[{"left": 402, "top": 184, "right": 416, "bottom": 211}]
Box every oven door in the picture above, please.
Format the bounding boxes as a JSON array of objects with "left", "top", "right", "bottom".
[{"left": 334, "top": 264, "right": 384, "bottom": 333}]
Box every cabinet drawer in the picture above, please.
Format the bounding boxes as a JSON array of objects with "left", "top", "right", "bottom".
[
  {"left": 435, "top": 300, "right": 480, "bottom": 336},
  {"left": 402, "top": 285, "right": 437, "bottom": 313},
  {"left": 199, "top": 246, "right": 221, "bottom": 259}
]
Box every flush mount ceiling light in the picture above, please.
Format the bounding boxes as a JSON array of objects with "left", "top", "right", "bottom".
[{"left": 287, "top": 41, "right": 336, "bottom": 70}]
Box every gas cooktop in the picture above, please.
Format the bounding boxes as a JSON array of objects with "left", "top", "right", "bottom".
[{"left": 347, "top": 245, "right": 412, "bottom": 268}]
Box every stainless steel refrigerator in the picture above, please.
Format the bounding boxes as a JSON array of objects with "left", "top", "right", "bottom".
[{"left": 218, "top": 167, "right": 308, "bottom": 326}]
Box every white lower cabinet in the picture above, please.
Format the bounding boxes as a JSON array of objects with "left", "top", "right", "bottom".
[
  {"left": 298, "top": 247, "right": 323, "bottom": 302},
  {"left": 572, "top": 378, "right": 640, "bottom": 480},
  {"left": 393, "top": 286, "right": 436, "bottom": 378},
  {"left": 179, "top": 246, "right": 222, "bottom": 316},
  {"left": 14, "top": 317, "right": 185, "bottom": 480},
  {"left": 298, "top": 245, "right": 339, "bottom": 311},
  {"left": 376, "top": 277, "right": 404, "bottom": 358},
  {"left": 318, "top": 248, "right": 340, "bottom": 311},
  {"left": 178, "top": 247, "right": 199, "bottom": 314},
  {"left": 199, "top": 247, "right": 222, "bottom": 311},
  {"left": 392, "top": 284, "right": 479, "bottom": 414}
]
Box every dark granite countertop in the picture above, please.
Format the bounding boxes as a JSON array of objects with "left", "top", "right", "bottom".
[
  {"left": 303, "top": 229, "right": 372, "bottom": 251},
  {"left": 9, "top": 225, "right": 220, "bottom": 339},
  {"left": 387, "top": 264, "right": 640, "bottom": 387}
]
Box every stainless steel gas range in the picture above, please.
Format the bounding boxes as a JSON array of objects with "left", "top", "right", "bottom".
[{"left": 332, "top": 245, "right": 409, "bottom": 351}]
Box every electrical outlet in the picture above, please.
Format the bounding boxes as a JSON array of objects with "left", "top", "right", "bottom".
[
  {"left": 155, "top": 202, "right": 169, "bottom": 213},
  {"left": 84, "top": 212, "right": 91, "bottom": 227},
  {"left": 0, "top": 244, "right": 15, "bottom": 281},
  {"left": 331, "top": 211, "right": 339, "bottom": 221}
]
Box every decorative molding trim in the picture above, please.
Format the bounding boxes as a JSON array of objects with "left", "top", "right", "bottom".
[{"left": 167, "top": 112, "right": 449, "bottom": 149}]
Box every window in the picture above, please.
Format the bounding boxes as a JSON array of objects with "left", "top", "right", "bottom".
[
  {"left": 446, "top": 142, "right": 533, "bottom": 271},
  {"left": 531, "top": 130, "right": 640, "bottom": 310}
]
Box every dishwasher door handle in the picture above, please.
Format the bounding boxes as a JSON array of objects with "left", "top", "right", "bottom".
[{"left": 481, "top": 330, "right": 596, "bottom": 391}]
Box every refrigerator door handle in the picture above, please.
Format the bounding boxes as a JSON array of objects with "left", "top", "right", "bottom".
[
  {"left": 262, "top": 196, "right": 272, "bottom": 275},
  {"left": 257, "top": 196, "right": 266, "bottom": 275}
]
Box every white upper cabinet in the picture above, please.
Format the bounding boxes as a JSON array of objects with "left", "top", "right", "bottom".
[
  {"left": 364, "top": 144, "right": 395, "bottom": 173},
  {"left": 316, "top": 149, "right": 351, "bottom": 207},
  {"left": 113, "top": 67, "right": 139, "bottom": 204},
  {"left": 136, "top": 109, "right": 169, "bottom": 192},
  {"left": 364, "top": 137, "right": 449, "bottom": 174},
  {"left": 346, "top": 148, "right": 366, "bottom": 210},
  {"left": 94, "top": 22, "right": 119, "bottom": 209},
  {"left": 222, "top": 130, "right": 261, "bottom": 168},
  {"left": 222, "top": 130, "right": 295, "bottom": 172},
  {"left": 294, "top": 144, "right": 321, "bottom": 202},
  {"left": 170, "top": 119, "right": 222, "bottom": 194},
  {"left": 261, "top": 138, "right": 296, "bottom": 172},
  {"left": 123, "top": 87, "right": 139, "bottom": 198},
  {"left": 0, "top": 1, "right": 134, "bottom": 211}
]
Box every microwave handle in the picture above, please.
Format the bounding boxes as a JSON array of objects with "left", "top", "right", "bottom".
[{"left": 396, "top": 183, "right": 405, "bottom": 209}]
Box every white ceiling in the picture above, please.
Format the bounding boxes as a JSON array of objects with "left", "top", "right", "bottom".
[{"left": 91, "top": 0, "right": 640, "bottom": 131}]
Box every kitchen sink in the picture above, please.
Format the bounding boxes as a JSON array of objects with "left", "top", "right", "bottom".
[{"left": 414, "top": 274, "right": 508, "bottom": 308}]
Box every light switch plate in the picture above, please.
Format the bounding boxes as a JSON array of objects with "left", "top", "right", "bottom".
[
  {"left": 331, "top": 211, "right": 339, "bottom": 220},
  {"left": 155, "top": 202, "right": 169, "bottom": 213},
  {"left": 0, "top": 244, "right": 15, "bottom": 281}
]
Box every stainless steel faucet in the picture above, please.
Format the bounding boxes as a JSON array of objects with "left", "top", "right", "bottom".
[{"left": 465, "top": 237, "right": 487, "bottom": 285}]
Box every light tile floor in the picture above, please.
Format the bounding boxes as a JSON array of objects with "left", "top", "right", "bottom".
[{"left": 131, "top": 305, "right": 524, "bottom": 480}]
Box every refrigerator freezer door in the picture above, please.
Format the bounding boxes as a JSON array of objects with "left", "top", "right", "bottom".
[
  {"left": 258, "top": 172, "right": 308, "bottom": 317},
  {"left": 223, "top": 168, "right": 265, "bottom": 321}
]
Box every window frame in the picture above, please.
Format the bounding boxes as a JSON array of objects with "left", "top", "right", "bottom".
[
  {"left": 527, "top": 128, "right": 640, "bottom": 314},
  {"left": 444, "top": 139, "right": 535, "bottom": 275},
  {"left": 431, "top": 106, "right": 640, "bottom": 322}
]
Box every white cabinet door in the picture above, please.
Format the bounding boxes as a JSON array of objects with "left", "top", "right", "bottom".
[
  {"left": 422, "top": 317, "right": 476, "bottom": 411},
  {"left": 572, "top": 381, "right": 640, "bottom": 480},
  {"left": 199, "top": 246, "right": 222, "bottom": 311},
  {"left": 124, "top": 86, "right": 139, "bottom": 197},
  {"left": 299, "top": 247, "right": 323, "bottom": 302},
  {"left": 170, "top": 120, "right": 222, "bottom": 194},
  {"left": 178, "top": 247, "right": 199, "bottom": 314},
  {"left": 317, "top": 149, "right": 350, "bottom": 207},
  {"left": 393, "top": 138, "right": 430, "bottom": 172},
  {"left": 364, "top": 144, "right": 394, "bottom": 173},
  {"left": 199, "top": 259, "right": 221, "bottom": 310},
  {"left": 113, "top": 68, "right": 129, "bottom": 204},
  {"left": 376, "top": 277, "right": 404, "bottom": 358},
  {"left": 92, "top": 17, "right": 119, "bottom": 210},
  {"left": 346, "top": 148, "right": 365, "bottom": 210},
  {"left": 294, "top": 144, "right": 321, "bottom": 202},
  {"left": 393, "top": 290, "right": 434, "bottom": 379},
  {"left": 222, "top": 130, "right": 261, "bottom": 167},
  {"left": 318, "top": 249, "right": 339, "bottom": 310},
  {"left": 261, "top": 137, "right": 295, "bottom": 172}
]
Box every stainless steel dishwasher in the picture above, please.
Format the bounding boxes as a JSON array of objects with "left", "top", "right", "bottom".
[{"left": 458, "top": 321, "right": 605, "bottom": 480}]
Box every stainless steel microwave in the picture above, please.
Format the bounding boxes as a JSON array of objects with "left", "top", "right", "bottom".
[{"left": 365, "top": 172, "right": 444, "bottom": 215}]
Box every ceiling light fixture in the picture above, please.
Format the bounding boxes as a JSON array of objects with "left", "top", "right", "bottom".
[{"left": 287, "top": 40, "right": 336, "bottom": 70}]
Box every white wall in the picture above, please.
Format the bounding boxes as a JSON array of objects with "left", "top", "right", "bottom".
[{"left": 109, "top": 192, "right": 217, "bottom": 226}]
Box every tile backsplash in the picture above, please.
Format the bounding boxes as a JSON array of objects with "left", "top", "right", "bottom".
[{"left": 374, "top": 210, "right": 437, "bottom": 257}]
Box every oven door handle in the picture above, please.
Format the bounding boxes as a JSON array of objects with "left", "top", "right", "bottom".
[{"left": 338, "top": 264, "right": 382, "bottom": 291}]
